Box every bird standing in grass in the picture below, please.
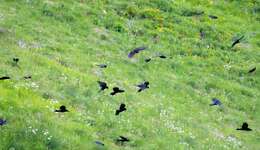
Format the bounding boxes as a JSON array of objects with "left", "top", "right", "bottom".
[
  {"left": 115, "top": 103, "right": 126, "bottom": 115},
  {"left": 55, "top": 105, "right": 69, "bottom": 112},
  {"left": 111, "top": 87, "right": 125, "bottom": 96},
  {"left": 237, "top": 122, "right": 252, "bottom": 131},
  {"left": 231, "top": 36, "right": 244, "bottom": 48},
  {"left": 97, "top": 81, "right": 108, "bottom": 91},
  {"left": 137, "top": 81, "right": 149, "bottom": 92}
]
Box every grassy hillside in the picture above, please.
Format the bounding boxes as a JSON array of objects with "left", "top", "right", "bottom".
[{"left": 0, "top": 0, "right": 259, "bottom": 149}]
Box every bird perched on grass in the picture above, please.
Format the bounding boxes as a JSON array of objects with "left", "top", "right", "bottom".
[
  {"left": 137, "top": 81, "right": 149, "bottom": 92},
  {"left": 0, "top": 119, "right": 7, "bottom": 126},
  {"left": 0, "top": 76, "right": 10, "bottom": 80},
  {"left": 111, "top": 87, "right": 125, "bottom": 96},
  {"left": 248, "top": 67, "right": 256, "bottom": 73},
  {"left": 208, "top": 15, "right": 218, "bottom": 19},
  {"left": 115, "top": 103, "right": 126, "bottom": 115},
  {"left": 231, "top": 36, "right": 244, "bottom": 48},
  {"left": 237, "top": 122, "right": 252, "bottom": 131},
  {"left": 128, "top": 47, "right": 147, "bottom": 58},
  {"left": 209, "top": 98, "right": 221, "bottom": 106},
  {"left": 97, "top": 81, "right": 108, "bottom": 91},
  {"left": 55, "top": 105, "right": 69, "bottom": 112},
  {"left": 116, "top": 136, "right": 130, "bottom": 144}
]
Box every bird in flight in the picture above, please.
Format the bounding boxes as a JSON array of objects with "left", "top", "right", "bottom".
[
  {"left": 209, "top": 98, "right": 221, "bottom": 106},
  {"left": 208, "top": 15, "right": 218, "bottom": 19},
  {"left": 237, "top": 122, "right": 252, "bottom": 131},
  {"left": 248, "top": 67, "right": 256, "bottom": 73},
  {"left": 111, "top": 87, "right": 125, "bottom": 96},
  {"left": 158, "top": 55, "right": 167, "bottom": 59},
  {"left": 116, "top": 136, "right": 130, "bottom": 145},
  {"left": 97, "top": 81, "right": 108, "bottom": 91},
  {"left": 128, "top": 47, "right": 147, "bottom": 58},
  {"left": 0, "top": 119, "right": 7, "bottom": 126},
  {"left": 97, "top": 64, "right": 107, "bottom": 68},
  {"left": 115, "top": 103, "right": 126, "bottom": 115},
  {"left": 145, "top": 58, "right": 152, "bottom": 63},
  {"left": 0, "top": 76, "right": 10, "bottom": 80},
  {"left": 24, "top": 76, "right": 32, "bottom": 79},
  {"left": 231, "top": 36, "right": 244, "bottom": 48},
  {"left": 95, "top": 141, "right": 105, "bottom": 146},
  {"left": 55, "top": 105, "right": 69, "bottom": 112},
  {"left": 137, "top": 81, "right": 149, "bottom": 92}
]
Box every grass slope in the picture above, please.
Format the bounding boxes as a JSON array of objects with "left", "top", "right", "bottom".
[{"left": 0, "top": 0, "right": 260, "bottom": 149}]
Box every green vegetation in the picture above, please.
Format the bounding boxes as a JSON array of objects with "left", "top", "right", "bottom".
[{"left": 0, "top": 0, "right": 259, "bottom": 149}]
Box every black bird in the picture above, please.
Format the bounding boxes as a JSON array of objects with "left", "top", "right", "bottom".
[
  {"left": 145, "top": 58, "right": 152, "bottom": 63},
  {"left": 97, "top": 64, "right": 107, "bottom": 68},
  {"left": 128, "top": 47, "right": 147, "bottom": 58},
  {"left": 115, "top": 103, "right": 126, "bottom": 115},
  {"left": 200, "top": 28, "right": 205, "bottom": 39},
  {"left": 158, "top": 55, "right": 167, "bottom": 59},
  {"left": 97, "top": 81, "right": 108, "bottom": 91},
  {"left": 231, "top": 36, "right": 244, "bottom": 48},
  {"left": 208, "top": 15, "right": 218, "bottom": 19},
  {"left": 0, "top": 76, "right": 10, "bottom": 80},
  {"left": 95, "top": 141, "right": 105, "bottom": 146},
  {"left": 111, "top": 87, "right": 125, "bottom": 96},
  {"left": 13, "top": 57, "right": 19, "bottom": 64},
  {"left": 0, "top": 119, "right": 7, "bottom": 126},
  {"left": 24, "top": 76, "right": 32, "bottom": 79},
  {"left": 137, "top": 81, "right": 149, "bottom": 92},
  {"left": 237, "top": 122, "right": 252, "bottom": 131},
  {"left": 248, "top": 67, "right": 256, "bottom": 73},
  {"left": 55, "top": 105, "right": 69, "bottom": 112},
  {"left": 116, "top": 136, "right": 130, "bottom": 144}
]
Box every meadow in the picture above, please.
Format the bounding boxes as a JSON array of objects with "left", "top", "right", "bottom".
[{"left": 0, "top": 0, "right": 259, "bottom": 149}]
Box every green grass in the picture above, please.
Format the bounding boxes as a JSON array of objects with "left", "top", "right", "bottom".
[{"left": 0, "top": 0, "right": 259, "bottom": 149}]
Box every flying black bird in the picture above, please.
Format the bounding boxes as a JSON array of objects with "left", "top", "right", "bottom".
[
  {"left": 115, "top": 103, "right": 126, "bottom": 115},
  {"left": 237, "top": 122, "right": 252, "bottom": 131},
  {"left": 208, "top": 15, "right": 218, "bottom": 19},
  {"left": 128, "top": 47, "right": 147, "bottom": 58},
  {"left": 97, "top": 64, "right": 107, "bottom": 68},
  {"left": 111, "top": 87, "right": 125, "bottom": 96},
  {"left": 0, "top": 119, "right": 7, "bottom": 126},
  {"left": 97, "top": 81, "right": 108, "bottom": 91},
  {"left": 13, "top": 57, "right": 19, "bottom": 64},
  {"left": 145, "top": 58, "right": 152, "bottom": 63},
  {"left": 231, "top": 36, "right": 244, "bottom": 48},
  {"left": 55, "top": 105, "right": 69, "bottom": 112},
  {"left": 158, "top": 55, "right": 167, "bottom": 59},
  {"left": 95, "top": 141, "right": 105, "bottom": 146},
  {"left": 137, "top": 81, "right": 149, "bottom": 92},
  {"left": 24, "top": 76, "right": 32, "bottom": 79},
  {"left": 0, "top": 76, "right": 10, "bottom": 80},
  {"left": 116, "top": 136, "right": 130, "bottom": 143},
  {"left": 209, "top": 98, "right": 221, "bottom": 106},
  {"left": 248, "top": 67, "right": 256, "bottom": 73}
]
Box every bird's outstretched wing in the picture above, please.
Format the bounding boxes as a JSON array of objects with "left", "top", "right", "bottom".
[{"left": 128, "top": 47, "right": 147, "bottom": 58}]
